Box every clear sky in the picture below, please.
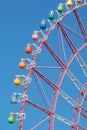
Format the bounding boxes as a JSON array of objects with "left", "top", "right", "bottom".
[{"left": 0, "top": 0, "right": 87, "bottom": 130}]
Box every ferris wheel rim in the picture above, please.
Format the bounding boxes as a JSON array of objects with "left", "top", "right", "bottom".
[{"left": 19, "top": 2, "right": 87, "bottom": 130}]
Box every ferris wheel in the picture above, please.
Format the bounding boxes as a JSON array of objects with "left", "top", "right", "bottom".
[{"left": 8, "top": 0, "right": 87, "bottom": 130}]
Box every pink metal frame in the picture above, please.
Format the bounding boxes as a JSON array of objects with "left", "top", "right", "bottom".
[{"left": 19, "top": 4, "right": 87, "bottom": 130}]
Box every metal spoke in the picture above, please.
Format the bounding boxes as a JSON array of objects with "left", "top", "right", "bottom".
[
  {"left": 58, "top": 21, "right": 77, "bottom": 54},
  {"left": 29, "top": 116, "right": 49, "bottom": 130},
  {"left": 36, "top": 66, "right": 61, "bottom": 69},
  {"left": 62, "top": 23, "right": 85, "bottom": 39},
  {"left": 32, "top": 72, "right": 50, "bottom": 107},
  {"left": 58, "top": 22, "right": 87, "bottom": 78},
  {"left": 73, "top": 9, "right": 87, "bottom": 42},
  {"left": 59, "top": 27, "right": 67, "bottom": 61},
  {"left": 26, "top": 99, "right": 87, "bottom": 129},
  {"left": 33, "top": 67, "right": 86, "bottom": 113},
  {"left": 61, "top": 23, "right": 87, "bottom": 77}
]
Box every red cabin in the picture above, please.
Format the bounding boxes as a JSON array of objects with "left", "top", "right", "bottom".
[{"left": 25, "top": 44, "right": 32, "bottom": 54}]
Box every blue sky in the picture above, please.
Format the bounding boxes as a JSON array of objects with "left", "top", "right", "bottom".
[{"left": 0, "top": 0, "right": 87, "bottom": 130}]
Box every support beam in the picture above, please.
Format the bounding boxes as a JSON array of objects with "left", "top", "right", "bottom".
[
  {"left": 33, "top": 67, "right": 57, "bottom": 90},
  {"left": 73, "top": 9, "right": 87, "bottom": 42},
  {"left": 26, "top": 100, "right": 51, "bottom": 115},
  {"left": 26, "top": 100, "right": 75, "bottom": 127},
  {"left": 43, "top": 41, "right": 84, "bottom": 91},
  {"left": 58, "top": 22, "right": 87, "bottom": 78},
  {"left": 29, "top": 117, "right": 48, "bottom": 130},
  {"left": 33, "top": 72, "right": 50, "bottom": 107},
  {"left": 43, "top": 41, "right": 66, "bottom": 70},
  {"left": 34, "top": 66, "right": 83, "bottom": 92},
  {"left": 33, "top": 68, "right": 84, "bottom": 109},
  {"left": 58, "top": 21, "right": 77, "bottom": 54},
  {"left": 26, "top": 100, "right": 86, "bottom": 129}
]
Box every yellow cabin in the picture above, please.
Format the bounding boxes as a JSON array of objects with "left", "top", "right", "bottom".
[
  {"left": 66, "top": 0, "right": 73, "bottom": 7},
  {"left": 14, "top": 76, "right": 22, "bottom": 86}
]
